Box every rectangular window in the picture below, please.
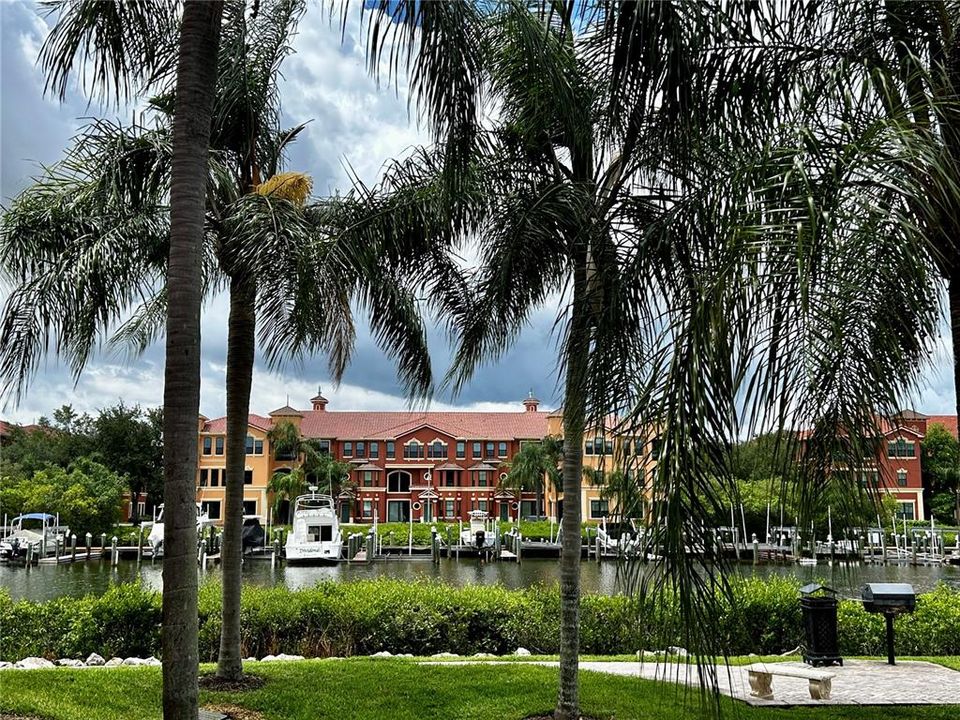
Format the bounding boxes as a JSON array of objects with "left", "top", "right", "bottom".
[
  {"left": 404, "top": 442, "right": 424, "bottom": 459},
  {"left": 245, "top": 435, "right": 254, "bottom": 454},
  {"left": 478, "top": 499, "right": 488, "bottom": 513},
  {"left": 199, "top": 469, "right": 208, "bottom": 487},
  {"left": 888, "top": 439, "right": 916, "bottom": 458},
  {"left": 651, "top": 438, "right": 663, "bottom": 461},
  {"left": 318, "top": 439, "right": 331, "bottom": 454},
  {"left": 356, "top": 441, "right": 366, "bottom": 458},
  {"left": 477, "top": 470, "right": 489, "bottom": 487},
  {"left": 520, "top": 500, "right": 537, "bottom": 518},
  {"left": 635, "top": 438, "right": 643, "bottom": 456},
  {"left": 622, "top": 439, "right": 631, "bottom": 456},
  {"left": 243, "top": 470, "right": 253, "bottom": 485},
  {"left": 386, "top": 441, "right": 395, "bottom": 459},
  {"left": 343, "top": 441, "right": 353, "bottom": 457},
  {"left": 254, "top": 439, "right": 263, "bottom": 455},
  {"left": 485, "top": 442, "right": 495, "bottom": 459},
  {"left": 210, "top": 468, "right": 220, "bottom": 487},
  {"left": 202, "top": 501, "right": 221, "bottom": 520},
  {"left": 584, "top": 439, "right": 594, "bottom": 455},
  {"left": 203, "top": 437, "right": 212, "bottom": 455},
  {"left": 604, "top": 438, "right": 613, "bottom": 454},
  {"left": 243, "top": 500, "right": 257, "bottom": 516},
  {"left": 369, "top": 442, "right": 379, "bottom": 459},
  {"left": 897, "top": 502, "right": 915, "bottom": 520},
  {"left": 896, "top": 470, "right": 908, "bottom": 487},
  {"left": 445, "top": 499, "right": 455, "bottom": 517},
  {"left": 362, "top": 500, "right": 373, "bottom": 518},
  {"left": 215, "top": 436, "right": 224, "bottom": 455},
  {"left": 456, "top": 441, "right": 465, "bottom": 459},
  {"left": 590, "top": 499, "right": 610, "bottom": 518},
  {"left": 363, "top": 471, "right": 374, "bottom": 487},
  {"left": 498, "top": 441, "right": 507, "bottom": 457},
  {"left": 444, "top": 471, "right": 457, "bottom": 487},
  {"left": 428, "top": 441, "right": 447, "bottom": 459},
  {"left": 472, "top": 441, "right": 482, "bottom": 458}
]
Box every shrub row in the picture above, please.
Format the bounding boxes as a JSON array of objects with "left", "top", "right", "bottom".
[{"left": 1, "top": 578, "right": 957, "bottom": 662}]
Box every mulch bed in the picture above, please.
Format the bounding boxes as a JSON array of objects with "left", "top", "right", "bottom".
[
  {"left": 198, "top": 673, "right": 267, "bottom": 692},
  {"left": 202, "top": 704, "right": 265, "bottom": 720}
]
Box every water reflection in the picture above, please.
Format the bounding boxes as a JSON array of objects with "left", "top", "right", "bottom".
[{"left": 1, "top": 556, "right": 957, "bottom": 602}]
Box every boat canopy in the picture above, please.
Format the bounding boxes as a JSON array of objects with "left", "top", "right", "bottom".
[{"left": 12, "top": 513, "right": 56, "bottom": 523}]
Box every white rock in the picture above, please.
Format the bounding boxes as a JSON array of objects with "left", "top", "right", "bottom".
[
  {"left": 398, "top": 653, "right": 413, "bottom": 658},
  {"left": 636, "top": 650, "right": 658, "bottom": 659},
  {"left": 513, "top": 648, "right": 531, "bottom": 656},
  {"left": 144, "top": 657, "right": 161, "bottom": 666},
  {"left": 666, "top": 646, "right": 688, "bottom": 657},
  {"left": 122, "top": 657, "right": 148, "bottom": 666},
  {"left": 472, "top": 652, "right": 496, "bottom": 658},
  {"left": 104, "top": 657, "right": 124, "bottom": 667},
  {"left": 0, "top": 661, "right": 13, "bottom": 670},
  {"left": 274, "top": 653, "right": 304, "bottom": 661},
  {"left": 432, "top": 652, "right": 458, "bottom": 658},
  {"left": 16, "top": 657, "right": 55, "bottom": 669},
  {"left": 243, "top": 657, "right": 257, "bottom": 663},
  {"left": 370, "top": 651, "right": 393, "bottom": 658},
  {"left": 85, "top": 653, "right": 105, "bottom": 666},
  {"left": 260, "top": 655, "right": 277, "bottom": 662},
  {"left": 57, "top": 659, "right": 85, "bottom": 667}
]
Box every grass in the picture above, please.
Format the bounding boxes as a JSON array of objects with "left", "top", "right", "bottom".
[{"left": 1, "top": 659, "right": 958, "bottom": 720}]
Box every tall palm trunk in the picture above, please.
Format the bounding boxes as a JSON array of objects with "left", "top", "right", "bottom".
[
  {"left": 556, "top": 259, "right": 590, "bottom": 720},
  {"left": 162, "top": 2, "right": 223, "bottom": 718},
  {"left": 217, "top": 276, "right": 256, "bottom": 679},
  {"left": 950, "top": 271, "right": 960, "bottom": 524}
]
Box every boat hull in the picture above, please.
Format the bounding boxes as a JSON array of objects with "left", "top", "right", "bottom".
[{"left": 284, "top": 543, "right": 342, "bottom": 564}]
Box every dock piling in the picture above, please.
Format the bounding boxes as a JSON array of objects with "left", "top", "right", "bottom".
[
  {"left": 70, "top": 533, "right": 77, "bottom": 562},
  {"left": 137, "top": 526, "right": 144, "bottom": 564},
  {"left": 752, "top": 533, "right": 759, "bottom": 565},
  {"left": 111, "top": 536, "right": 118, "bottom": 566},
  {"left": 85, "top": 532, "right": 92, "bottom": 559}
]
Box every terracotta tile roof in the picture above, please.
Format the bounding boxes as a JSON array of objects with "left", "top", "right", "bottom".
[
  {"left": 269, "top": 405, "right": 303, "bottom": 417},
  {"left": 433, "top": 461, "right": 465, "bottom": 471},
  {"left": 927, "top": 415, "right": 958, "bottom": 440},
  {"left": 202, "top": 414, "right": 273, "bottom": 433},
  {"left": 468, "top": 461, "right": 499, "bottom": 471},
  {"left": 0, "top": 420, "right": 12, "bottom": 437},
  {"left": 298, "top": 410, "right": 550, "bottom": 440}
]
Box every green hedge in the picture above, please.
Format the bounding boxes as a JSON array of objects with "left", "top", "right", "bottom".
[{"left": 1, "top": 579, "right": 957, "bottom": 662}]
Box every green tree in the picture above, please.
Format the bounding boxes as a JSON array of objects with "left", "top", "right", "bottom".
[
  {"left": 922, "top": 423, "right": 960, "bottom": 524},
  {"left": 501, "top": 437, "right": 562, "bottom": 519},
  {"left": 90, "top": 402, "right": 164, "bottom": 518}
]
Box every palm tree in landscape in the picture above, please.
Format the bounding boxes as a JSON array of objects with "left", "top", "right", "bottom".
[
  {"left": 351, "top": 2, "right": 944, "bottom": 717},
  {"left": 24, "top": 1, "right": 224, "bottom": 716},
  {"left": 501, "top": 436, "right": 562, "bottom": 519},
  {"left": 2, "top": 0, "right": 453, "bottom": 688}
]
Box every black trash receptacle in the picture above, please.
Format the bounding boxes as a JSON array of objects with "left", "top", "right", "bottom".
[{"left": 799, "top": 583, "right": 843, "bottom": 667}]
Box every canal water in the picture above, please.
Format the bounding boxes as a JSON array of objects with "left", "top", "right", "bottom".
[{"left": 2, "top": 557, "right": 958, "bottom": 602}]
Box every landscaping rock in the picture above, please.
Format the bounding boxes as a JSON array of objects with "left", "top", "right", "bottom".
[
  {"left": 85, "top": 653, "right": 105, "bottom": 666},
  {"left": 244, "top": 657, "right": 257, "bottom": 663},
  {"left": 57, "top": 659, "right": 85, "bottom": 667},
  {"left": 260, "top": 653, "right": 305, "bottom": 662},
  {"left": 398, "top": 653, "right": 413, "bottom": 658},
  {"left": 104, "top": 657, "right": 124, "bottom": 667},
  {"left": 636, "top": 650, "right": 658, "bottom": 659},
  {"left": 122, "top": 657, "right": 148, "bottom": 666},
  {"left": 513, "top": 648, "right": 531, "bottom": 656},
  {"left": 472, "top": 653, "right": 496, "bottom": 658},
  {"left": 432, "top": 652, "right": 458, "bottom": 658},
  {"left": 260, "top": 655, "right": 277, "bottom": 662},
  {"left": 666, "top": 646, "right": 688, "bottom": 657},
  {"left": 16, "top": 657, "right": 55, "bottom": 669},
  {"left": 144, "top": 657, "right": 161, "bottom": 666},
  {"left": 370, "top": 651, "right": 393, "bottom": 658},
  {"left": 0, "top": 661, "right": 13, "bottom": 670}
]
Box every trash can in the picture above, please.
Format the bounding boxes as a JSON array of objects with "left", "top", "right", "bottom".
[{"left": 799, "top": 583, "right": 843, "bottom": 667}]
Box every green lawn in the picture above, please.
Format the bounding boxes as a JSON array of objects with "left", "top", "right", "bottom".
[{"left": 2, "top": 659, "right": 959, "bottom": 720}]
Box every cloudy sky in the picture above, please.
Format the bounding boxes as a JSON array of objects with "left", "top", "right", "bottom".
[{"left": 0, "top": 0, "right": 955, "bottom": 424}]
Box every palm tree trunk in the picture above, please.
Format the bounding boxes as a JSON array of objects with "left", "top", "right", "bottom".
[
  {"left": 162, "top": 3, "right": 223, "bottom": 718},
  {"left": 950, "top": 270, "right": 960, "bottom": 524},
  {"left": 217, "top": 276, "right": 256, "bottom": 679},
  {"left": 556, "top": 261, "right": 590, "bottom": 720}
]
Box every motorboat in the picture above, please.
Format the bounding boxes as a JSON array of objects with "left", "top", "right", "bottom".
[
  {"left": 0, "top": 513, "right": 69, "bottom": 561},
  {"left": 285, "top": 488, "right": 341, "bottom": 563},
  {"left": 146, "top": 503, "right": 213, "bottom": 556},
  {"left": 460, "top": 510, "right": 496, "bottom": 549}
]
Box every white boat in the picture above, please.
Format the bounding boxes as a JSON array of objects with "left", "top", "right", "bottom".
[
  {"left": 460, "top": 510, "right": 496, "bottom": 548},
  {"left": 285, "top": 488, "right": 341, "bottom": 563},
  {"left": 0, "top": 513, "right": 69, "bottom": 561},
  {"left": 146, "top": 503, "right": 213, "bottom": 557}
]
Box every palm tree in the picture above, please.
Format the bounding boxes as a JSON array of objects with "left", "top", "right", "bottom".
[
  {"left": 2, "top": 0, "right": 453, "bottom": 685},
  {"left": 500, "top": 436, "right": 562, "bottom": 519},
  {"left": 348, "top": 4, "right": 944, "bottom": 717},
  {"left": 31, "top": 1, "right": 224, "bottom": 716}
]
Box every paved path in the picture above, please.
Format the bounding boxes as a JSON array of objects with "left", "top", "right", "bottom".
[{"left": 427, "top": 659, "right": 960, "bottom": 706}]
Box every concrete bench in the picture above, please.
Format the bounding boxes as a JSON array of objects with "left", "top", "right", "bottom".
[{"left": 743, "top": 663, "right": 836, "bottom": 700}]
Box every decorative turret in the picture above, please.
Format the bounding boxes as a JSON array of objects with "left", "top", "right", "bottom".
[
  {"left": 310, "top": 385, "right": 329, "bottom": 412},
  {"left": 269, "top": 396, "right": 304, "bottom": 430},
  {"left": 522, "top": 390, "right": 540, "bottom": 413}
]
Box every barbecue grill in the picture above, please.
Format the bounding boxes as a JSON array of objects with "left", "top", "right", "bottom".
[{"left": 861, "top": 583, "right": 916, "bottom": 665}]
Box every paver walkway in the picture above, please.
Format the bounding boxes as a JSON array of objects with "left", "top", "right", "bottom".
[
  {"left": 428, "top": 659, "right": 960, "bottom": 706},
  {"left": 576, "top": 659, "right": 960, "bottom": 706}
]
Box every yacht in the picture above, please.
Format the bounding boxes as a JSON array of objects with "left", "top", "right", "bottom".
[
  {"left": 146, "top": 503, "right": 213, "bottom": 557},
  {"left": 285, "top": 488, "right": 341, "bottom": 563}
]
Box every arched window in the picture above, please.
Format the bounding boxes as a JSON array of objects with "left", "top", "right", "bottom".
[
  {"left": 387, "top": 471, "right": 411, "bottom": 493},
  {"left": 427, "top": 439, "right": 448, "bottom": 459},
  {"left": 403, "top": 440, "right": 424, "bottom": 459}
]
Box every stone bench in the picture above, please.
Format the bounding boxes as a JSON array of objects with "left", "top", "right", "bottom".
[{"left": 743, "top": 663, "right": 836, "bottom": 700}]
